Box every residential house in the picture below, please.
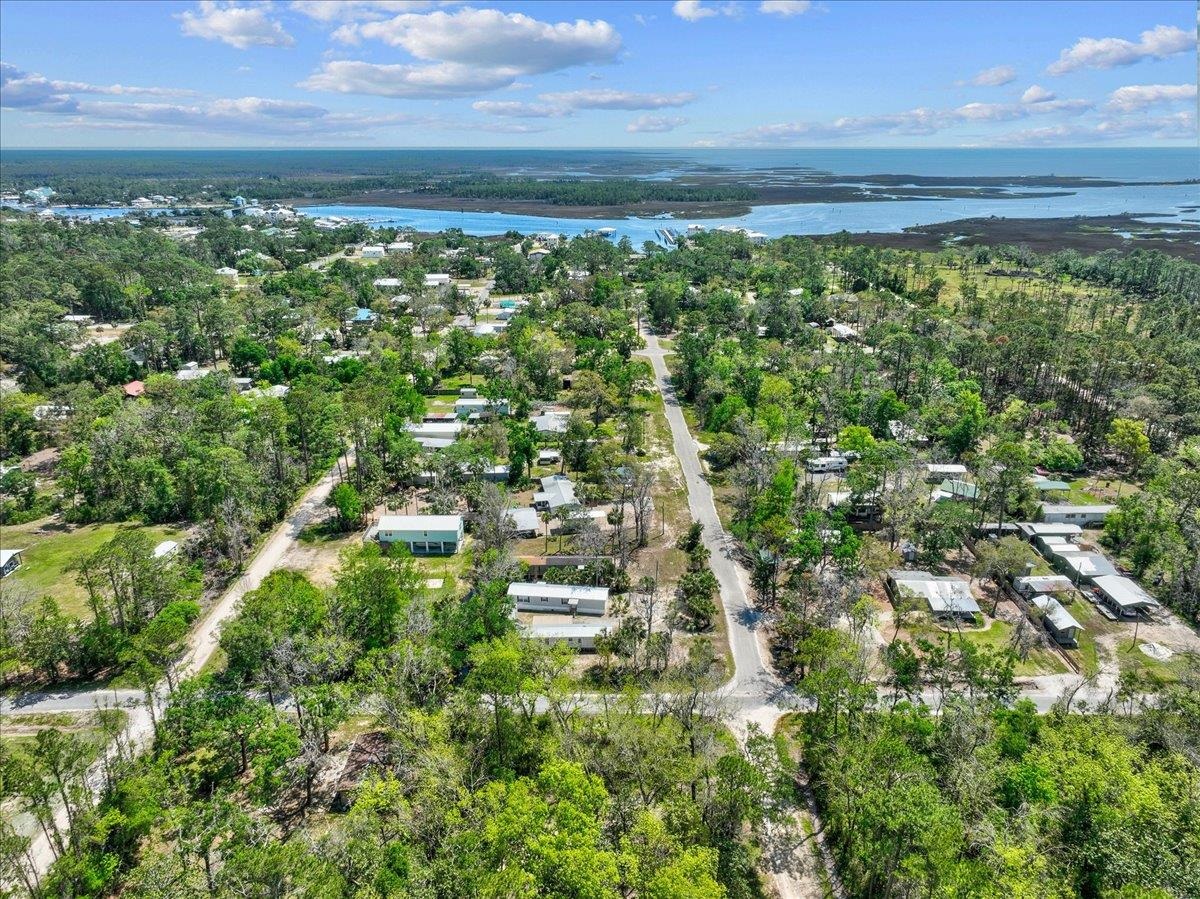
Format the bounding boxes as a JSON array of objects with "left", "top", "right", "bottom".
[
  {"left": 152, "top": 540, "right": 179, "bottom": 559},
  {"left": 0, "top": 548, "right": 24, "bottom": 578},
  {"left": 454, "top": 396, "right": 509, "bottom": 418},
  {"left": 1092, "top": 574, "right": 1159, "bottom": 618},
  {"left": 424, "top": 273, "right": 451, "bottom": 289},
  {"left": 934, "top": 479, "right": 979, "bottom": 502},
  {"left": 386, "top": 241, "right": 413, "bottom": 254},
  {"left": 1013, "top": 574, "right": 1076, "bottom": 598},
  {"left": 1030, "top": 595, "right": 1083, "bottom": 646},
  {"left": 406, "top": 421, "right": 465, "bottom": 442},
  {"left": 508, "top": 582, "right": 609, "bottom": 616},
  {"left": 1056, "top": 551, "right": 1118, "bottom": 585},
  {"left": 531, "top": 410, "right": 571, "bottom": 435},
  {"left": 533, "top": 475, "right": 578, "bottom": 513},
  {"left": 1039, "top": 504, "right": 1115, "bottom": 528},
  {"left": 505, "top": 507, "right": 541, "bottom": 538},
  {"left": 886, "top": 570, "right": 981, "bottom": 622},
  {"left": 1016, "top": 522, "right": 1083, "bottom": 542},
  {"left": 361, "top": 245, "right": 386, "bottom": 259},
  {"left": 925, "top": 463, "right": 968, "bottom": 483},
  {"left": 370, "top": 514, "right": 464, "bottom": 555},
  {"left": 523, "top": 621, "right": 611, "bottom": 651}
]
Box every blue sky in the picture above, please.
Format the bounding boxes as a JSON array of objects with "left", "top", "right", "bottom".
[{"left": 1, "top": 0, "right": 1196, "bottom": 147}]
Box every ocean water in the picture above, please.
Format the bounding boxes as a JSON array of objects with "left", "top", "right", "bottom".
[{"left": 25, "top": 148, "right": 1199, "bottom": 243}]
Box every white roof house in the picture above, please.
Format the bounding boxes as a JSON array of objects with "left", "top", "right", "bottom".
[
  {"left": 1039, "top": 504, "right": 1115, "bottom": 528},
  {"left": 424, "top": 273, "right": 451, "bottom": 288},
  {"left": 387, "top": 241, "right": 413, "bottom": 253},
  {"left": 830, "top": 323, "right": 859, "bottom": 342},
  {"left": 1092, "top": 575, "right": 1159, "bottom": 618},
  {"left": 537, "top": 448, "right": 561, "bottom": 465},
  {"left": 406, "top": 421, "right": 465, "bottom": 441},
  {"left": 504, "top": 507, "right": 541, "bottom": 536},
  {"left": 531, "top": 411, "right": 570, "bottom": 434},
  {"left": 1, "top": 548, "right": 25, "bottom": 578},
  {"left": 1017, "top": 522, "right": 1083, "bottom": 541},
  {"left": 361, "top": 245, "right": 386, "bottom": 259},
  {"left": 1013, "top": 575, "right": 1076, "bottom": 596},
  {"left": 508, "top": 582, "right": 609, "bottom": 616},
  {"left": 524, "top": 621, "right": 611, "bottom": 651},
  {"left": 152, "top": 540, "right": 179, "bottom": 559},
  {"left": 1030, "top": 595, "right": 1083, "bottom": 646},
  {"left": 925, "top": 463, "right": 968, "bottom": 481},
  {"left": 371, "top": 514, "right": 464, "bottom": 555},
  {"left": 374, "top": 277, "right": 404, "bottom": 288},
  {"left": 887, "top": 570, "right": 981, "bottom": 620},
  {"left": 1056, "top": 552, "right": 1118, "bottom": 584},
  {"left": 533, "top": 475, "right": 577, "bottom": 512}
]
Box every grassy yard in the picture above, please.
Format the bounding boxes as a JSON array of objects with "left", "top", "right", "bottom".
[
  {"left": 907, "top": 615, "right": 1069, "bottom": 677},
  {"left": 1, "top": 517, "right": 186, "bottom": 619}
]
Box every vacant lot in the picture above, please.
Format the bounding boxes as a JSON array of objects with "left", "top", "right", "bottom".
[{"left": 1, "top": 517, "right": 186, "bottom": 618}]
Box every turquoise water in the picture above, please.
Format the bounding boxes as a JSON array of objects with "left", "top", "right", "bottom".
[
  {"left": 299, "top": 181, "right": 1198, "bottom": 245},
  {"left": 24, "top": 148, "right": 1198, "bottom": 242}
]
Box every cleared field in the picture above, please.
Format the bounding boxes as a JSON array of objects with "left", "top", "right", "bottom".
[{"left": 1, "top": 517, "right": 186, "bottom": 618}]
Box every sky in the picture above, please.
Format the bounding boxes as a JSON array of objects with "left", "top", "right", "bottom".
[{"left": 0, "top": 0, "right": 1196, "bottom": 148}]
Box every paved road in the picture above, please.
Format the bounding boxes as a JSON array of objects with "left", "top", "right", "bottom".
[
  {"left": 5, "top": 459, "right": 348, "bottom": 878},
  {"left": 638, "top": 335, "right": 790, "bottom": 728}
]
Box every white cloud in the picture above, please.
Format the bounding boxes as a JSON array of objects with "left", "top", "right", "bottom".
[
  {"left": 471, "top": 100, "right": 566, "bottom": 118},
  {"left": 955, "top": 102, "right": 1025, "bottom": 122},
  {"left": 759, "top": 0, "right": 812, "bottom": 16},
  {"left": 178, "top": 1, "right": 294, "bottom": 49},
  {"left": 673, "top": 1, "right": 716, "bottom": 21},
  {"left": 1047, "top": 25, "right": 1196, "bottom": 75},
  {"left": 353, "top": 8, "right": 620, "bottom": 72},
  {"left": 626, "top": 114, "right": 688, "bottom": 133},
  {"left": 672, "top": 1, "right": 742, "bottom": 22},
  {"left": 538, "top": 89, "right": 695, "bottom": 110},
  {"left": 994, "top": 112, "right": 1196, "bottom": 145},
  {"left": 715, "top": 95, "right": 1093, "bottom": 145},
  {"left": 306, "top": 7, "right": 622, "bottom": 99},
  {"left": 300, "top": 59, "right": 519, "bottom": 99},
  {"left": 1107, "top": 83, "right": 1197, "bottom": 112},
  {"left": 289, "top": 1, "right": 451, "bottom": 22},
  {"left": 0, "top": 63, "right": 194, "bottom": 112},
  {"left": 1020, "top": 84, "right": 1055, "bottom": 104},
  {"left": 970, "top": 65, "right": 1017, "bottom": 87},
  {"left": 2, "top": 61, "right": 564, "bottom": 141}
]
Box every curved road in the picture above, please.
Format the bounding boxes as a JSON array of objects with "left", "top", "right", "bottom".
[{"left": 3, "top": 460, "right": 348, "bottom": 877}]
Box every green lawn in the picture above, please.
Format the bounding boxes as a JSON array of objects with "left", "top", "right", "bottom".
[
  {"left": 1, "top": 517, "right": 186, "bottom": 619},
  {"left": 909, "top": 615, "right": 1069, "bottom": 677}
]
